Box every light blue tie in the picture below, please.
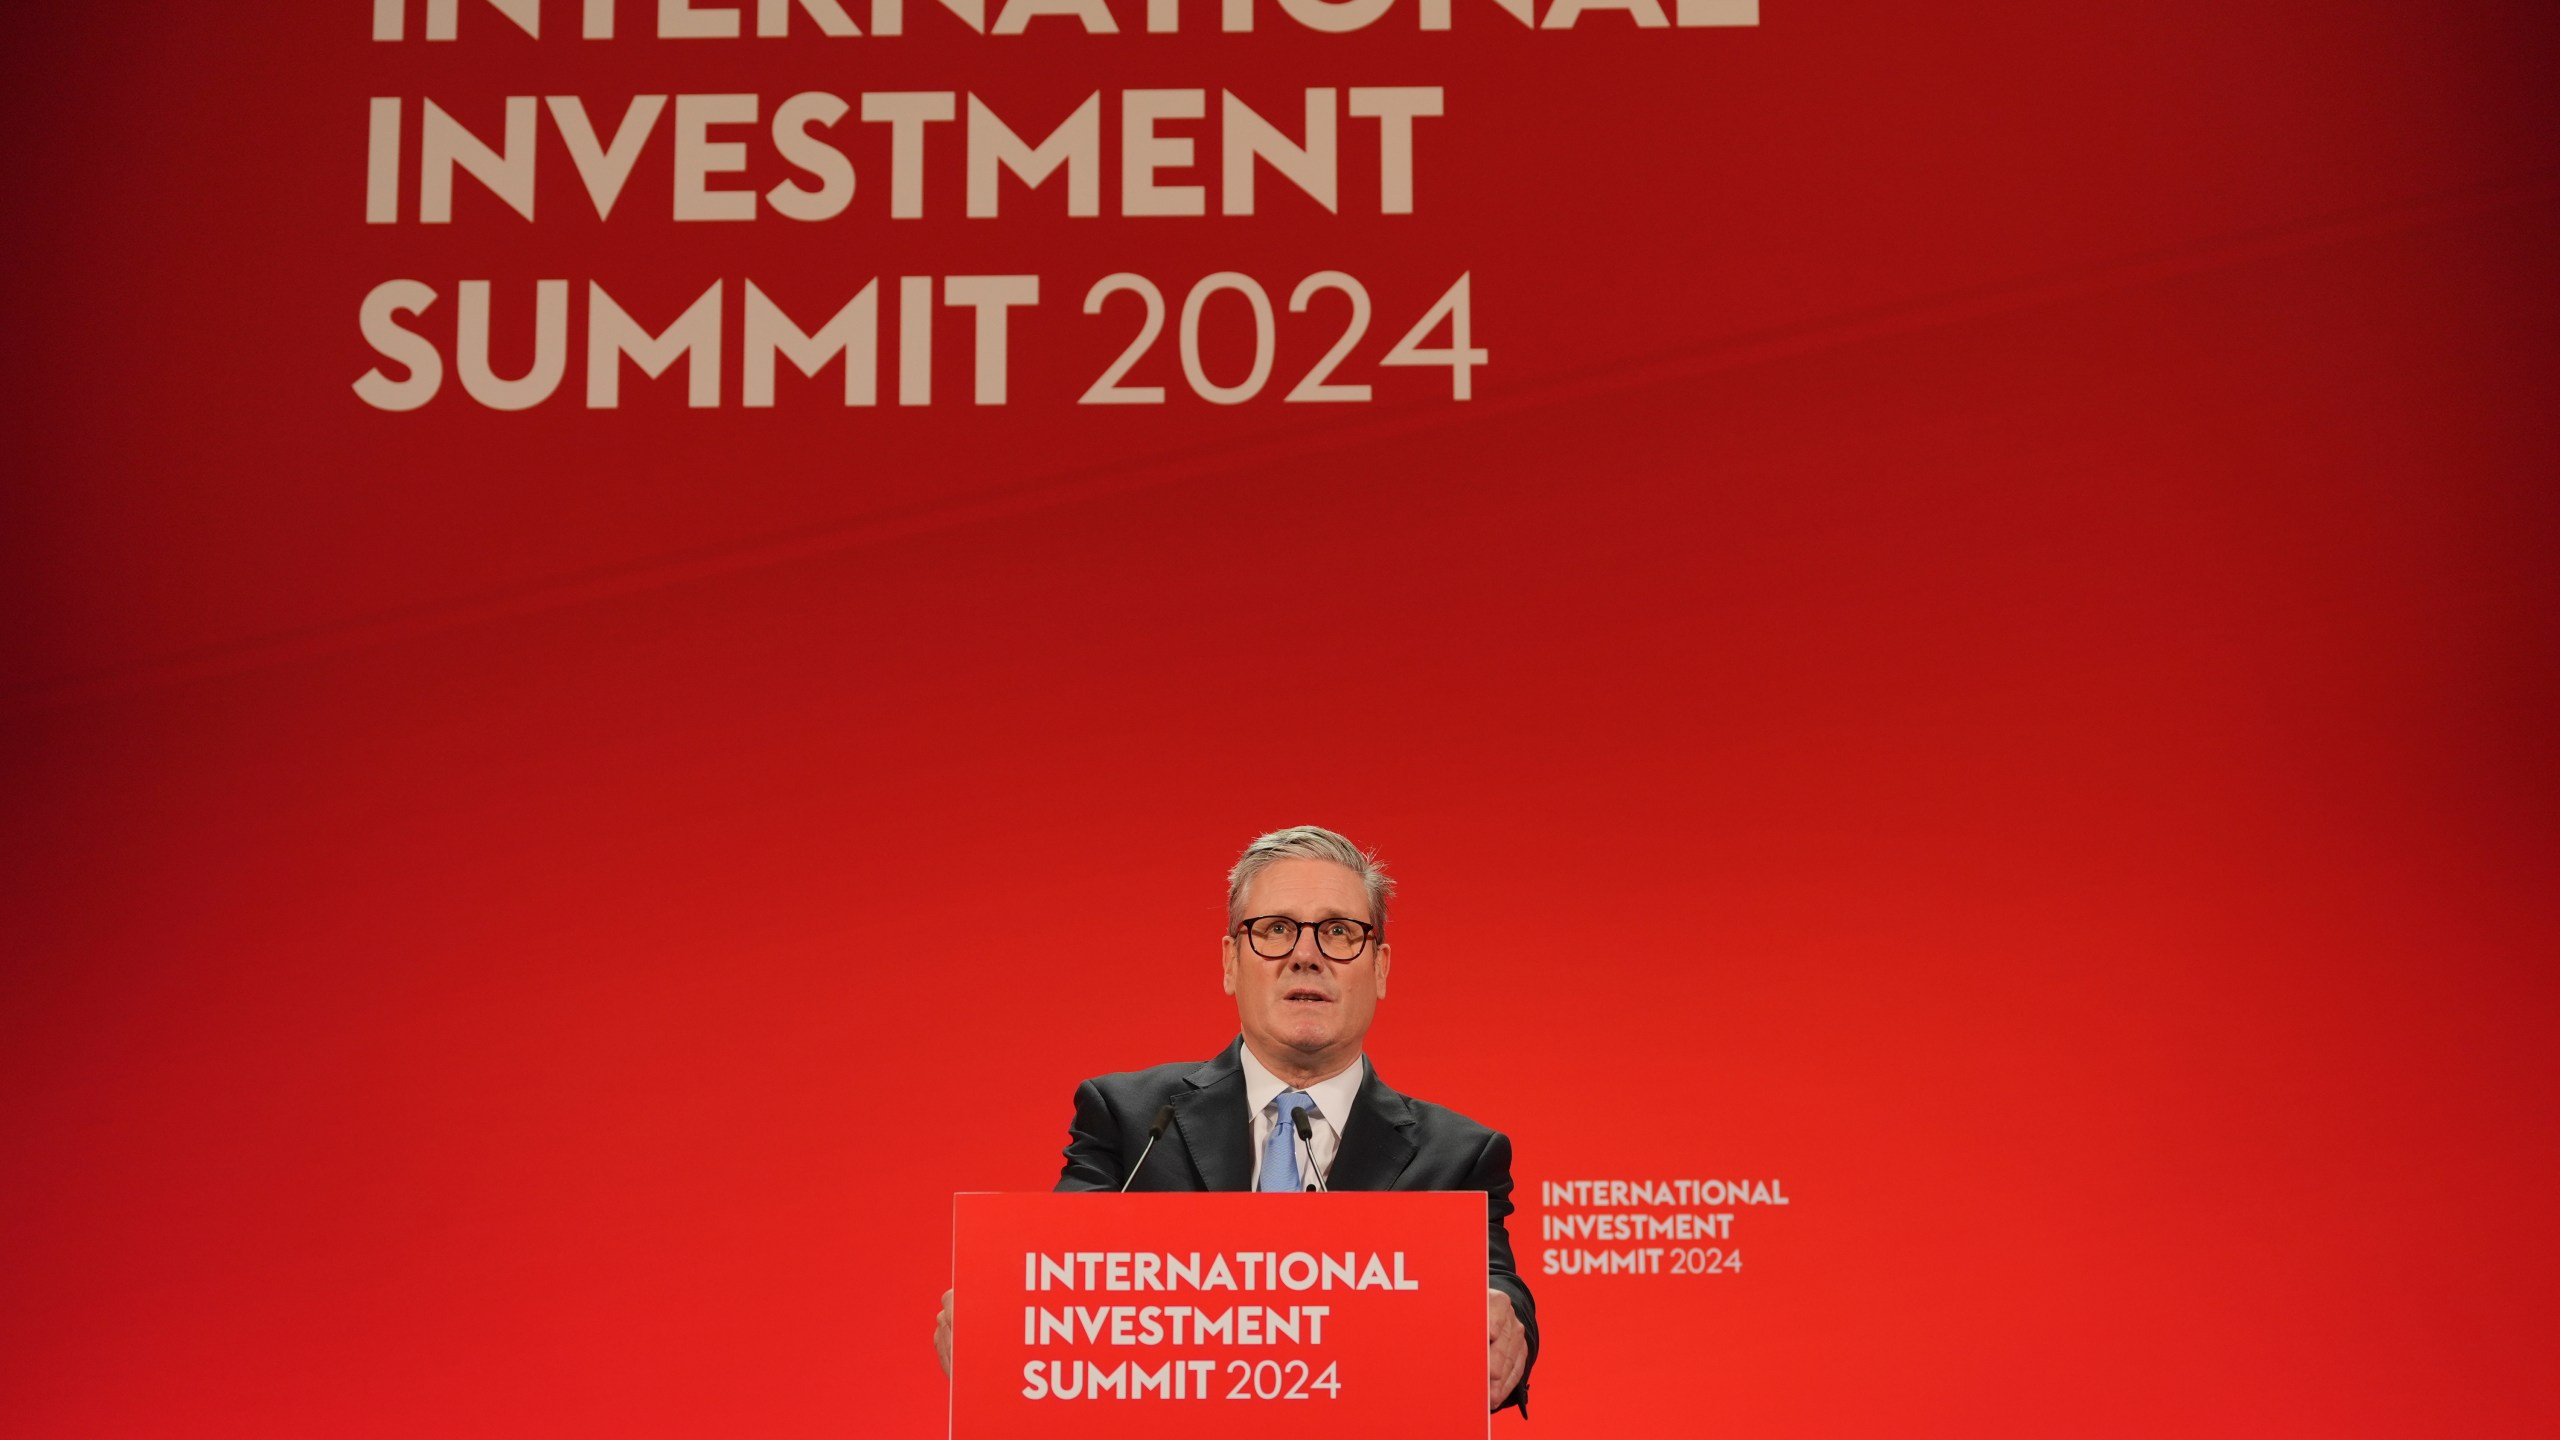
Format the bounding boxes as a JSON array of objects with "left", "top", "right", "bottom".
[{"left": 1260, "top": 1091, "right": 1315, "bottom": 1193}]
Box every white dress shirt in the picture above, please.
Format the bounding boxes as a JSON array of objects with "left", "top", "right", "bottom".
[{"left": 1238, "top": 1043, "right": 1366, "bottom": 1191}]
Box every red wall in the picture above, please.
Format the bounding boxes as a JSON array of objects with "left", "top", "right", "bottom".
[{"left": 5, "top": 2, "right": 2556, "bottom": 1434}]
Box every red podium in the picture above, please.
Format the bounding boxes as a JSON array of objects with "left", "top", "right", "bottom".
[{"left": 950, "top": 1192, "right": 1489, "bottom": 1439}]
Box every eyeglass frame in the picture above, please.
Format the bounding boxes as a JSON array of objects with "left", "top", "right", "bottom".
[{"left": 1233, "top": 914, "right": 1382, "bottom": 962}]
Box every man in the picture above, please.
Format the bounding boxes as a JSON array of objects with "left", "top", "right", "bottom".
[{"left": 935, "top": 825, "right": 1538, "bottom": 1414}]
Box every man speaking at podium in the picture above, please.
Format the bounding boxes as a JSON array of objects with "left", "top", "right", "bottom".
[{"left": 937, "top": 825, "right": 1539, "bottom": 1415}]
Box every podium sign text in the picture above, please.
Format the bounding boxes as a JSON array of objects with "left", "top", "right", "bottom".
[{"left": 951, "top": 1191, "right": 1486, "bottom": 1439}]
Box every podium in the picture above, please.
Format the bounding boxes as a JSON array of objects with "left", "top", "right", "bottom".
[{"left": 950, "top": 1192, "right": 1489, "bottom": 1439}]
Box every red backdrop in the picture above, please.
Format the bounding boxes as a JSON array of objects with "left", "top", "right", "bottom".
[{"left": 4, "top": 2, "right": 2556, "bottom": 1435}]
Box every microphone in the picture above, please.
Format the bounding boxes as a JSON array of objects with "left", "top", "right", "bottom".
[
  {"left": 1293, "top": 1108, "right": 1328, "bottom": 1193},
  {"left": 1120, "top": 1104, "right": 1178, "bottom": 1193}
]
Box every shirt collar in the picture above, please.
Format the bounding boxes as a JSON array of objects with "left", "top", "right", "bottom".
[{"left": 1237, "top": 1040, "right": 1366, "bottom": 1129}]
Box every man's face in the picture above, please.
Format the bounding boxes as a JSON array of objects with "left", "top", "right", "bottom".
[{"left": 1222, "top": 857, "right": 1391, "bottom": 1081}]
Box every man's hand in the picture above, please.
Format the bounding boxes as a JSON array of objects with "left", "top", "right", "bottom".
[
  {"left": 934, "top": 1289, "right": 954, "bottom": 1377},
  {"left": 1487, "top": 1288, "right": 1527, "bottom": 1411}
]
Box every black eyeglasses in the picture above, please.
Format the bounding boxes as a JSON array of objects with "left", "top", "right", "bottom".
[{"left": 1236, "top": 915, "right": 1379, "bottom": 962}]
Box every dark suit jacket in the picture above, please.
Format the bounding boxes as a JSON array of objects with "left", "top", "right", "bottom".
[{"left": 1055, "top": 1038, "right": 1538, "bottom": 1414}]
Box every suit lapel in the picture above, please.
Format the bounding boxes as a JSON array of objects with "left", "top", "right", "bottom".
[
  {"left": 1169, "top": 1042, "right": 1252, "bottom": 1192},
  {"left": 1327, "top": 1061, "right": 1419, "bottom": 1192}
]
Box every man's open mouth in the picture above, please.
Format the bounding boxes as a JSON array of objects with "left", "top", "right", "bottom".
[{"left": 1284, "top": 990, "right": 1332, "bottom": 1004}]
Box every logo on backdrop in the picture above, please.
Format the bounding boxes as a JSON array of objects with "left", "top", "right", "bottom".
[
  {"left": 1531, "top": 1174, "right": 1790, "bottom": 1278},
  {"left": 351, "top": 0, "right": 1765, "bottom": 412}
]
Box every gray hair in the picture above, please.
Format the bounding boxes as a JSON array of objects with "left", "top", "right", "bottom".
[{"left": 1226, "top": 825, "right": 1396, "bottom": 932}]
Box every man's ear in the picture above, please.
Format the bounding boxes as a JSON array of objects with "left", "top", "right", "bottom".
[
  {"left": 1374, "top": 941, "right": 1390, "bottom": 999},
  {"left": 1221, "top": 932, "right": 1239, "bottom": 996}
]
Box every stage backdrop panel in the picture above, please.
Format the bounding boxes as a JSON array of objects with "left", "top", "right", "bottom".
[{"left": 3, "top": 2, "right": 2556, "bottom": 1436}]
